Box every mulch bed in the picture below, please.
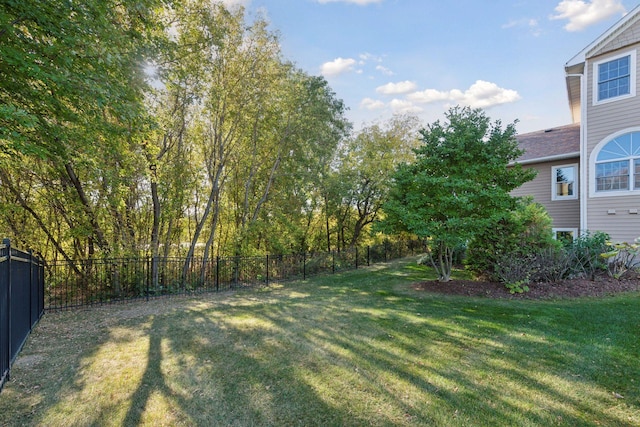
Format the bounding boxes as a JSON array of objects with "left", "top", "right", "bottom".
[{"left": 411, "top": 274, "right": 640, "bottom": 299}]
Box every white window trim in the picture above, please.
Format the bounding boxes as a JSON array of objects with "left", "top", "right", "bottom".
[
  {"left": 553, "top": 228, "right": 578, "bottom": 241},
  {"left": 589, "top": 127, "right": 640, "bottom": 198},
  {"left": 592, "top": 49, "right": 636, "bottom": 106},
  {"left": 551, "top": 164, "right": 579, "bottom": 201}
]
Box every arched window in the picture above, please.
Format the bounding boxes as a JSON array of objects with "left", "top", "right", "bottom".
[{"left": 595, "top": 131, "right": 640, "bottom": 192}]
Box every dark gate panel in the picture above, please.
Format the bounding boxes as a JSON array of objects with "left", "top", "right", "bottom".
[
  {"left": 0, "top": 240, "right": 45, "bottom": 393},
  {"left": 0, "top": 242, "right": 9, "bottom": 392},
  {"left": 10, "top": 257, "right": 31, "bottom": 363}
]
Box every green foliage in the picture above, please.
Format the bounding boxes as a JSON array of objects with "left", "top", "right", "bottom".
[
  {"left": 326, "top": 114, "right": 422, "bottom": 251},
  {"left": 0, "top": 1, "right": 353, "bottom": 262},
  {"left": 1, "top": 0, "right": 161, "bottom": 157},
  {"left": 601, "top": 238, "right": 640, "bottom": 279},
  {"left": 494, "top": 246, "right": 573, "bottom": 291},
  {"left": 491, "top": 230, "right": 611, "bottom": 292},
  {"left": 379, "top": 107, "right": 536, "bottom": 282},
  {"left": 0, "top": 0, "right": 164, "bottom": 259},
  {"left": 505, "top": 280, "right": 530, "bottom": 294},
  {"left": 466, "top": 198, "right": 559, "bottom": 279},
  {"left": 466, "top": 201, "right": 611, "bottom": 292},
  {"left": 568, "top": 231, "right": 609, "bottom": 279},
  {"left": 493, "top": 252, "right": 533, "bottom": 291}
]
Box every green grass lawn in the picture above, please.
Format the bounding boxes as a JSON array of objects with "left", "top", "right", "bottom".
[{"left": 1, "top": 258, "right": 639, "bottom": 426}]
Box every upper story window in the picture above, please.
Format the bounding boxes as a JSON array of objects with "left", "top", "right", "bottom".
[
  {"left": 552, "top": 164, "right": 578, "bottom": 200},
  {"left": 599, "top": 56, "right": 630, "bottom": 100},
  {"left": 594, "top": 132, "right": 640, "bottom": 193},
  {"left": 593, "top": 50, "right": 636, "bottom": 105}
]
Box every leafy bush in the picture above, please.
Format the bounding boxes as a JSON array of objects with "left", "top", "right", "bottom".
[
  {"left": 493, "top": 252, "right": 533, "bottom": 293},
  {"left": 601, "top": 238, "right": 640, "bottom": 279},
  {"left": 493, "top": 230, "right": 611, "bottom": 292},
  {"left": 494, "top": 246, "right": 571, "bottom": 292},
  {"left": 533, "top": 247, "right": 574, "bottom": 283},
  {"left": 567, "top": 231, "right": 609, "bottom": 279},
  {"left": 466, "top": 198, "right": 559, "bottom": 280}
]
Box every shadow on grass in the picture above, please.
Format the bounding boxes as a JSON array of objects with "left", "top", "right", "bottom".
[
  {"left": 121, "top": 317, "right": 169, "bottom": 426},
  {"left": 254, "top": 298, "right": 638, "bottom": 426},
  {"left": 1, "top": 259, "right": 638, "bottom": 426}
]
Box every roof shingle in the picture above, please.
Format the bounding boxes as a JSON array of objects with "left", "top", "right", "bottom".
[{"left": 515, "top": 123, "right": 580, "bottom": 163}]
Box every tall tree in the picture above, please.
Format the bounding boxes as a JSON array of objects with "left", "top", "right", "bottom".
[
  {"left": 150, "top": 3, "right": 350, "bottom": 279},
  {"left": 0, "top": 0, "right": 164, "bottom": 258},
  {"left": 0, "top": 0, "right": 352, "bottom": 267},
  {"left": 331, "top": 115, "right": 421, "bottom": 250},
  {"left": 378, "top": 106, "right": 536, "bottom": 281}
]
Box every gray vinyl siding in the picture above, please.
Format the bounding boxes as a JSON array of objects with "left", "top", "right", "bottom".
[
  {"left": 584, "top": 201, "right": 640, "bottom": 241},
  {"left": 585, "top": 29, "right": 640, "bottom": 242},
  {"left": 511, "top": 160, "right": 580, "bottom": 229},
  {"left": 589, "top": 20, "right": 640, "bottom": 58}
]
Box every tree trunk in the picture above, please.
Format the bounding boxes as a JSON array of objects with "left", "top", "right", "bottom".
[
  {"left": 324, "top": 193, "right": 331, "bottom": 252},
  {"left": 0, "top": 168, "right": 82, "bottom": 276},
  {"left": 150, "top": 179, "right": 161, "bottom": 289},
  {"left": 200, "top": 199, "right": 220, "bottom": 283},
  {"left": 64, "top": 162, "right": 110, "bottom": 253}
]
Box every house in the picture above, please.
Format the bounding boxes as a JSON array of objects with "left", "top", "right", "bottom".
[
  {"left": 512, "top": 124, "right": 581, "bottom": 241},
  {"left": 513, "top": 5, "right": 640, "bottom": 243}
]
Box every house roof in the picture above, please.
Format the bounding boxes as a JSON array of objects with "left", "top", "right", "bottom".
[{"left": 515, "top": 123, "right": 580, "bottom": 165}]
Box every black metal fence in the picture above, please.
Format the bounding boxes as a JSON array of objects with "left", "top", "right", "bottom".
[
  {"left": 45, "top": 240, "right": 422, "bottom": 311},
  {"left": 0, "top": 239, "right": 45, "bottom": 393}
]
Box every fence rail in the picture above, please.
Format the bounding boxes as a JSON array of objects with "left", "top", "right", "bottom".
[
  {"left": 45, "top": 240, "right": 422, "bottom": 311},
  {"left": 0, "top": 239, "right": 45, "bottom": 393}
]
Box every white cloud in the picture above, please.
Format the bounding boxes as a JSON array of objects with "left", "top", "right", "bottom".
[
  {"left": 317, "top": 0, "right": 383, "bottom": 4},
  {"left": 408, "top": 80, "right": 521, "bottom": 109},
  {"left": 407, "top": 88, "right": 452, "bottom": 103},
  {"left": 550, "top": 0, "right": 626, "bottom": 32},
  {"left": 359, "top": 52, "right": 384, "bottom": 62},
  {"left": 502, "top": 18, "right": 537, "bottom": 29},
  {"left": 376, "top": 80, "right": 417, "bottom": 95},
  {"left": 389, "top": 99, "right": 423, "bottom": 114},
  {"left": 376, "top": 65, "right": 394, "bottom": 76},
  {"left": 321, "top": 57, "right": 357, "bottom": 77},
  {"left": 459, "top": 80, "right": 521, "bottom": 108},
  {"left": 360, "top": 98, "right": 385, "bottom": 110},
  {"left": 502, "top": 18, "right": 542, "bottom": 36}
]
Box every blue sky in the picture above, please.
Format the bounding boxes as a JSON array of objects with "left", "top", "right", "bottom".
[{"left": 227, "top": 0, "right": 636, "bottom": 134}]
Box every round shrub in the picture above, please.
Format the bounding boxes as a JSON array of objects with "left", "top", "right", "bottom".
[{"left": 466, "top": 198, "right": 560, "bottom": 281}]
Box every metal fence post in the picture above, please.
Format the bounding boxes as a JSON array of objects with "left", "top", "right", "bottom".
[
  {"left": 146, "top": 256, "right": 150, "bottom": 302},
  {"left": 266, "top": 254, "right": 269, "bottom": 285},
  {"left": 332, "top": 250, "right": 335, "bottom": 274},
  {"left": 367, "top": 246, "right": 370, "bottom": 266},
  {"left": 355, "top": 247, "right": 358, "bottom": 270},
  {"left": 2, "top": 238, "right": 10, "bottom": 389},
  {"left": 303, "top": 252, "right": 306, "bottom": 280},
  {"left": 28, "top": 249, "right": 33, "bottom": 330},
  {"left": 234, "top": 256, "right": 239, "bottom": 286},
  {"left": 215, "top": 256, "right": 220, "bottom": 292},
  {"left": 5, "top": 239, "right": 11, "bottom": 376}
]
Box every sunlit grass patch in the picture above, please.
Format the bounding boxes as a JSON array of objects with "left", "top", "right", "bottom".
[{"left": 1, "top": 258, "right": 639, "bottom": 426}]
